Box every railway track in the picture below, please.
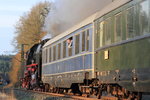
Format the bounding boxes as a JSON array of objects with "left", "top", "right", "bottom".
[
  {"left": 14, "top": 89, "right": 118, "bottom": 100},
  {"left": 2, "top": 88, "right": 150, "bottom": 100}
]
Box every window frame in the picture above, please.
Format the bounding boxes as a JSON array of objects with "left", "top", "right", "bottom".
[
  {"left": 105, "top": 17, "right": 112, "bottom": 46},
  {"left": 86, "top": 28, "right": 91, "bottom": 51},
  {"left": 139, "top": 0, "right": 149, "bottom": 35},
  {"left": 75, "top": 33, "right": 80, "bottom": 55},
  {"left": 63, "top": 40, "right": 67, "bottom": 58},
  {"left": 57, "top": 43, "right": 61, "bottom": 60},
  {"left": 81, "top": 30, "right": 86, "bottom": 52},
  {"left": 67, "top": 37, "right": 73, "bottom": 57},
  {"left": 45, "top": 48, "right": 48, "bottom": 63},
  {"left": 49, "top": 47, "right": 51, "bottom": 62},
  {"left": 99, "top": 21, "right": 105, "bottom": 47},
  {"left": 114, "top": 12, "right": 123, "bottom": 43},
  {"left": 126, "top": 6, "right": 135, "bottom": 40},
  {"left": 42, "top": 49, "right": 45, "bottom": 64}
]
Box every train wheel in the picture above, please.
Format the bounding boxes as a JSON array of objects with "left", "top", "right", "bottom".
[
  {"left": 53, "top": 87, "right": 57, "bottom": 93},
  {"left": 59, "top": 88, "right": 64, "bottom": 94},
  {"left": 71, "top": 83, "right": 82, "bottom": 96},
  {"left": 55, "top": 87, "right": 59, "bottom": 93},
  {"left": 44, "top": 83, "right": 50, "bottom": 92},
  {"left": 64, "top": 88, "right": 69, "bottom": 94},
  {"left": 137, "top": 92, "right": 142, "bottom": 100},
  {"left": 97, "top": 85, "right": 103, "bottom": 99}
]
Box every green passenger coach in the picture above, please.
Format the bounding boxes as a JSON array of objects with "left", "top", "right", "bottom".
[{"left": 94, "top": 0, "right": 150, "bottom": 92}]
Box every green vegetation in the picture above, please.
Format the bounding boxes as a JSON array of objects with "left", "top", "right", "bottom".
[{"left": 0, "top": 55, "right": 13, "bottom": 73}]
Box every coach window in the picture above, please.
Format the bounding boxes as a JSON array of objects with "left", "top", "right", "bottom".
[
  {"left": 53, "top": 46, "right": 56, "bottom": 61},
  {"left": 86, "top": 29, "right": 90, "bottom": 51},
  {"left": 75, "top": 34, "right": 80, "bottom": 54},
  {"left": 139, "top": 0, "right": 149, "bottom": 35},
  {"left": 42, "top": 50, "right": 43, "bottom": 63},
  {"left": 67, "top": 37, "right": 73, "bottom": 56},
  {"left": 82, "top": 31, "right": 86, "bottom": 52},
  {"left": 46, "top": 48, "right": 48, "bottom": 63},
  {"left": 44, "top": 50, "right": 46, "bottom": 63},
  {"left": 49, "top": 47, "right": 51, "bottom": 62},
  {"left": 42, "top": 50, "right": 44, "bottom": 63},
  {"left": 126, "top": 7, "right": 135, "bottom": 39},
  {"left": 99, "top": 21, "right": 105, "bottom": 47},
  {"left": 43, "top": 49, "right": 45, "bottom": 63},
  {"left": 63, "top": 41, "right": 66, "bottom": 58},
  {"left": 105, "top": 18, "right": 111, "bottom": 45},
  {"left": 42, "top": 50, "right": 45, "bottom": 64},
  {"left": 58, "top": 43, "right": 61, "bottom": 60},
  {"left": 115, "top": 12, "right": 122, "bottom": 42},
  {"left": 95, "top": 21, "right": 100, "bottom": 49}
]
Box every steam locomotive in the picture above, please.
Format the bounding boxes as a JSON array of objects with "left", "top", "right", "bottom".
[
  {"left": 21, "top": 39, "right": 49, "bottom": 90},
  {"left": 22, "top": 0, "right": 150, "bottom": 99}
]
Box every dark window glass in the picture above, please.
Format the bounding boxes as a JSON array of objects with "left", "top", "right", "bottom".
[
  {"left": 126, "top": 7, "right": 135, "bottom": 39},
  {"left": 67, "top": 37, "right": 73, "bottom": 57},
  {"left": 53, "top": 46, "right": 56, "bottom": 61},
  {"left": 46, "top": 48, "right": 48, "bottom": 63},
  {"left": 42, "top": 50, "right": 45, "bottom": 64},
  {"left": 139, "top": 0, "right": 149, "bottom": 35},
  {"left": 96, "top": 22, "right": 100, "bottom": 48},
  {"left": 58, "top": 43, "right": 61, "bottom": 59},
  {"left": 68, "top": 45, "right": 72, "bottom": 57},
  {"left": 86, "top": 29, "right": 90, "bottom": 51},
  {"left": 63, "top": 41, "right": 66, "bottom": 58},
  {"left": 115, "top": 13, "right": 122, "bottom": 42},
  {"left": 49, "top": 48, "right": 51, "bottom": 62},
  {"left": 75, "top": 34, "right": 80, "bottom": 54},
  {"left": 105, "top": 18, "right": 112, "bottom": 45},
  {"left": 82, "top": 31, "right": 86, "bottom": 52},
  {"left": 99, "top": 21, "right": 105, "bottom": 47},
  {"left": 45, "top": 50, "right": 46, "bottom": 63}
]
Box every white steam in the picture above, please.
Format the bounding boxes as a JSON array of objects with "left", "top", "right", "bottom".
[{"left": 44, "top": 0, "right": 112, "bottom": 37}]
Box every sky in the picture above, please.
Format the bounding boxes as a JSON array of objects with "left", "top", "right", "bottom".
[{"left": 0, "top": 0, "right": 53, "bottom": 55}]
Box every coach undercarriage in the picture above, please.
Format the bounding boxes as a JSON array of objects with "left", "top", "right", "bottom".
[{"left": 42, "top": 78, "right": 143, "bottom": 100}]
